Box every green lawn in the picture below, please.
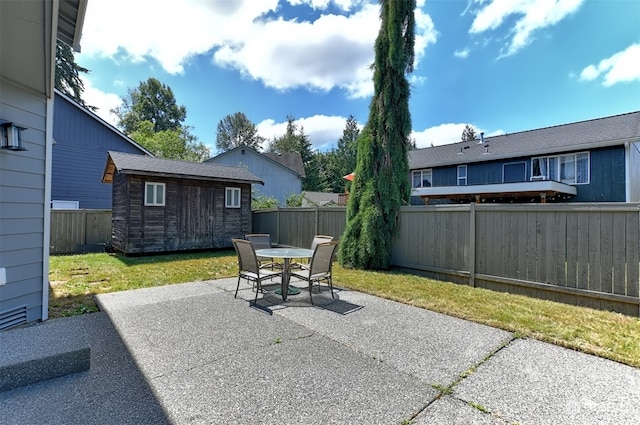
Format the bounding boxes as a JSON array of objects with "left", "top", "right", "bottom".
[{"left": 49, "top": 250, "right": 640, "bottom": 368}]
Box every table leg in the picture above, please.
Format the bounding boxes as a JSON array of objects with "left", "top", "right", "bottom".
[{"left": 281, "top": 258, "right": 290, "bottom": 301}]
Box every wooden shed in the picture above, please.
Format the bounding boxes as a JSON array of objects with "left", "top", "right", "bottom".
[{"left": 102, "top": 151, "right": 263, "bottom": 254}]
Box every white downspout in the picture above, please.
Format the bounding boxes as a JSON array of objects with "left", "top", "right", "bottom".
[{"left": 42, "top": 0, "right": 59, "bottom": 321}]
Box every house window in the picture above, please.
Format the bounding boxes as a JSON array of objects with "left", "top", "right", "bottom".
[
  {"left": 144, "top": 182, "right": 165, "bottom": 206},
  {"left": 457, "top": 165, "right": 467, "bottom": 186},
  {"left": 412, "top": 169, "right": 432, "bottom": 188},
  {"left": 531, "top": 152, "right": 589, "bottom": 184},
  {"left": 503, "top": 162, "right": 526, "bottom": 183},
  {"left": 226, "top": 187, "right": 241, "bottom": 208}
]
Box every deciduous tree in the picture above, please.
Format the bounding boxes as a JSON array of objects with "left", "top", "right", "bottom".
[
  {"left": 112, "top": 77, "right": 186, "bottom": 134},
  {"left": 215, "top": 112, "right": 264, "bottom": 152},
  {"left": 339, "top": 0, "right": 416, "bottom": 270}
]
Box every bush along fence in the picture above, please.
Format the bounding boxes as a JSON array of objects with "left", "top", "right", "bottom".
[{"left": 253, "top": 204, "right": 640, "bottom": 317}]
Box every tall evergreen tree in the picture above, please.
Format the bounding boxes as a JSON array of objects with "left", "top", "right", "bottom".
[
  {"left": 339, "top": 0, "right": 415, "bottom": 270},
  {"left": 215, "top": 112, "right": 264, "bottom": 152},
  {"left": 461, "top": 124, "right": 477, "bottom": 142},
  {"left": 54, "top": 40, "right": 94, "bottom": 110}
]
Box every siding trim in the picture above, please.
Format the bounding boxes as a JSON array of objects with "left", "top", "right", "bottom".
[{"left": 42, "top": 94, "right": 54, "bottom": 321}]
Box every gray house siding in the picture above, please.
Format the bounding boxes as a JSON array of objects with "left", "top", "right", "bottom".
[
  {"left": 207, "top": 149, "right": 301, "bottom": 205},
  {"left": 52, "top": 92, "right": 149, "bottom": 209},
  {"left": 0, "top": 80, "right": 48, "bottom": 325}
]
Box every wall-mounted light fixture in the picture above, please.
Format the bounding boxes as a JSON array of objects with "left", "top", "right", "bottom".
[{"left": 1, "top": 122, "right": 27, "bottom": 151}]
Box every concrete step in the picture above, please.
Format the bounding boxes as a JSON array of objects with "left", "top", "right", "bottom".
[{"left": 0, "top": 316, "right": 90, "bottom": 392}]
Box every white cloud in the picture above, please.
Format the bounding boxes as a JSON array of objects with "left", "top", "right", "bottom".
[
  {"left": 579, "top": 43, "right": 640, "bottom": 86},
  {"left": 411, "top": 123, "right": 475, "bottom": 148},
  {"left": 80, "top": 77, "right": 122, "bottom": 127},
  {"left": 469, "top": 0, "right": 584, "bottom": 57},
  {"left": 411, "top": 123, "right": 502, "bottom": 148},
  {"left": 257, "top": 115, "right": 357, "bottom": 151},
  {"left": 79, "top": 0, "right": 438, "bottom": 99},
  {"left": 454, "top": 48, "right": 470, "bottom": 58}
]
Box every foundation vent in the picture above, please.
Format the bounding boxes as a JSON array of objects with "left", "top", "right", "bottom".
[{"left": 0, "top": 305, "right": 27, "bottom": 330}]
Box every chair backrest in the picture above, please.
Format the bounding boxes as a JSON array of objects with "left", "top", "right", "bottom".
[
  {"left": 310, "top": 235, "right": 334, "bottom": 251},
  {"left": 232, "top": 239, "right": 260, "bottom": 274},
  {"left": 309, "top": 241, "right": 339, "bottom": 276},
  {"left": 245, "top": 234, "right": 272, "bottom": 250}
]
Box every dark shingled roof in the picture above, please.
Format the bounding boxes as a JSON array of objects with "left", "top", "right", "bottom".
[
  {"left": 410, "top": 111, "right": 640, "bottom": 169},
  {"left": 102, "top": 151, "right": 263, "bottom": 184},
  {"left": 263, "top": 152, "right": 306, "bottom": 177}
]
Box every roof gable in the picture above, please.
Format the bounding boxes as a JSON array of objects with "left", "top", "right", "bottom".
[
  {"left": 209, "top": 147, "right": 305, "bottom": 177},
  {"left": 102, "top": 151, "right": 263, "bottom": 185},
  {"left": 410, "top": 111, "right": 640, "bottom": 169},
  {"left": 55, "top": 90, "right": 153, "bottom": 156}
]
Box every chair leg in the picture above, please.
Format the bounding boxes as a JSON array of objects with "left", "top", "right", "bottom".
[
  {"left": 308, "top": 279, "right": 314, "bottom": 305},
  {"left": 253, "top": 282, "right": 260, "bottom": 306},
  {"left": 328, "top": 276, "right": 335, "bottom": 299},
  {"left": 234, "top": 276, "right": 241, "bottom": 298}
]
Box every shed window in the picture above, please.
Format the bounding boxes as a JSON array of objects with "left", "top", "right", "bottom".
[
  {"left": 145, "top": 182, "right": 165, "bottom": 206},
  {"left": 412, "top": 169, "right": 432, "bottom": 188},
  {"left": 226, "top": 187, "right": 241, "bottom": 208}
]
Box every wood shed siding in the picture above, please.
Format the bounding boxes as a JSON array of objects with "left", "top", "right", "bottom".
[
  {"left": 112, "top": 174, "right": 252, "bottom": 254},
  {"left": 0, "top": 80, "right": 47, "bottom": 324},
  {"left": 208, "top": 149, "right": 300, "bottom": 205},
  {"left": 52, "top": 92, "right": 149, "bottom": 209}
]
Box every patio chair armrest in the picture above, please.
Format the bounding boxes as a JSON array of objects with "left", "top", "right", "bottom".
[{"left": 259, "top": 261, "right": 283, "bottom": 270}]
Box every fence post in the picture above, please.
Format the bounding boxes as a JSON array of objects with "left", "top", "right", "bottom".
[
  {"left": 315, "top": 207, "right": 319, "bottom": 235},
  {"left": 469, "top": 203, "right": 476, "bottom": 287}
]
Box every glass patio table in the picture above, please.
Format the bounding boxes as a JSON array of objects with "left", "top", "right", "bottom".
[{"left": 255, "top": 247, "right": 313, "bottom": 301}]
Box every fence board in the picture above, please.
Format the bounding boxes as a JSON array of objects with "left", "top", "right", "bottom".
[
  {"left": 612, "top": 212, "right": 627, "bottom": 296},
  {"left": 626, "top": 211, "right": 640, "bottom": 298},
  {"left": 588, "top": 212, "right": 602, "bottom": 292}
]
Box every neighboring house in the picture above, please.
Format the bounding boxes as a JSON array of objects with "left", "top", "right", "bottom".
[
  {"left": 102, "top": 151, "right": 263, "bottom": 254},
  {"left": 206, "top": 147, "right": 305, "bottom": 205},
  {"left": 0, "top": 0, "right": 87, "bottom": 328},
  {"left": 52, "top": 90, "right": 152, "bottom": 209},
  {"left": 301, "top": 191, "right": 339, "bottom": 207},
  {"left": 409, "top": 111, "right": 640, "bottom": 204}
]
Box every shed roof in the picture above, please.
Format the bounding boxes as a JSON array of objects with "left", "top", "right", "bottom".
[
  {"left": 102, "top": 151, "right": 264, "bottom": 185},
  {"left": 409, "top": 110, "right": 640, "bottom": 169}
]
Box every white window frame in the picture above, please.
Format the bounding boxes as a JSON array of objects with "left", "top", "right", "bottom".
[
  {"left": 457, "top": 165, "right": 467, "bottom": 186},
  {"left": 503, "top": 161, "right": 526, "bottom": 183},
  {"left": 225, "top": 187, "right": 241, "bottom": 208},
  {"left": 144, "top": 182, "right": 165, "bottom": 206},
  {"left": 412, "top": 169, "right": 432, "bottom": 188},
  {"left": 531, "top": 152, "right": 590, "bottom": 185}
]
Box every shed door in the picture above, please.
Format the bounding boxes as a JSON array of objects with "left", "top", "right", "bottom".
[{"left": 179, "top": 185, "right": 216, "bottom": 248}]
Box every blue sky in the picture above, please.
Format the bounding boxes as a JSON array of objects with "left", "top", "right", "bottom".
[{"left": 76, "top": 0, "right": 640, "bottom": 154}]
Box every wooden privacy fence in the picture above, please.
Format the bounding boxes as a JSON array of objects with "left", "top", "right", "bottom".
[
  {"left": 253, "top": 204, "right": 640, "bottom": 316},
  {"left": 50, "top": 210, "right": 112, "bottom": 254}
]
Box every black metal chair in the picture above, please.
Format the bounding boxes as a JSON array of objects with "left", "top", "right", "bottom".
[
  {"left": 232, "top": 239, "right": 282, "bottom": 307},
  {"left": 289, "top": 241, "right": 339, "bottom": 304}
]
